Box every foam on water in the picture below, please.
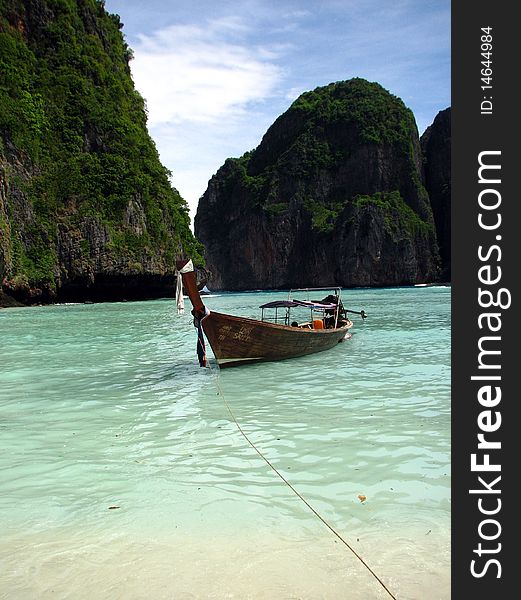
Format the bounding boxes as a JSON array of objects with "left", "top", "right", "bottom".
[{"left": 0, "top": 287, "right": 450, "bottom": 599}]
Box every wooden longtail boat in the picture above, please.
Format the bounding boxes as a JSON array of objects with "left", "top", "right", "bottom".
[{"left": 176, "top": 259, "right": 364, "bottom": 368}]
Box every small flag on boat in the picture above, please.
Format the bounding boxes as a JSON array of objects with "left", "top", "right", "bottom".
[
  {"left": 175, "top": 274, "right": 184, "bottom": 314},
  {"left": 176, "top": 259, "right": 196, "bottom": 313}
]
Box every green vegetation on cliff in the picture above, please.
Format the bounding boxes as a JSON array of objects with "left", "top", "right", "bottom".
[
  {"left": 290, "top": 78, "right": 414, "bottom": 145},
  {"left": 352, "top": 191, "right": 432, "bottom": 237},
  {"left": 0, "top": 0, "right": 203, "bottom": 301}
]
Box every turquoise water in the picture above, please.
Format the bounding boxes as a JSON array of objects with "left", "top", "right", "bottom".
[{"left": 0, "top": 286, "right": 450, "bottom": 600}]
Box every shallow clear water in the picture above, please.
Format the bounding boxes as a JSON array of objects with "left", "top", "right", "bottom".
[{"left": 0, "top": 286, "right": 450, "bottom": 599}]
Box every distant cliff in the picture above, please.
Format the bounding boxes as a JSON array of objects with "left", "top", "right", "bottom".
[
  {"left": 195, "top": 79, "right": 440, "bottom": 290},
  {"left": 0, "top": 0, "right": 203, "bottom": 306},
  {"left": 421, "top": 107, "right": 451, "bottom": 282}
]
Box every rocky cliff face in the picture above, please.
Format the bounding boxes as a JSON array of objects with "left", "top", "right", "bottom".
[
  {"left": 0, "top": 0, "right": 203, "bottom": 306},
  {"left": 195, "top": 79, "right": 440, "bottom": 290},
  {"left": 421, "top": 107, "right": 451, "bottom": 281}
]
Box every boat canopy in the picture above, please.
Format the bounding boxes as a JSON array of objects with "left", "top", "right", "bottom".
[{"left": 259, "top": 299, "right": 338, "bottom": 310}]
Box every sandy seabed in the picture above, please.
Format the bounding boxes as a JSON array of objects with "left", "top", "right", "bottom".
[{"left": 0, "top": 523, "right": 449, "bottom": 600}]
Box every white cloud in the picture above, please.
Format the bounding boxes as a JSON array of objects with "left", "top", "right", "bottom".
[
  {"left": 125, "top": 17, "right": 288, "bottom": 224},
  {"left": 130, "top": 20, "right": 284, "bottom": 127}
]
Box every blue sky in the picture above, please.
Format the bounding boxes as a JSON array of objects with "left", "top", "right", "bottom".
[{"left": 104, "top": 0, "right": 450, "bottom": 225}]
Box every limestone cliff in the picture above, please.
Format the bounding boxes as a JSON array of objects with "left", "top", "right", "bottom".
[
  {"left": 421, "top": 107, "right": 451, "bottom": 281},
  {"left": 0, "top": 0, "right": 203, "bottom": 306},
  {"left": 195, "top": 79, "right": 440, "bottom": 290}
]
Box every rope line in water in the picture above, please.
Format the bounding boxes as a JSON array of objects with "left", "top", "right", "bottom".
[{"left": 208, "top": 365, "right": 398, "bottom": 600}]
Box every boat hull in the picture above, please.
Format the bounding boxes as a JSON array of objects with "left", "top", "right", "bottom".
[{"left": 202, "top": 311, "right": 351, "bottom": 368}]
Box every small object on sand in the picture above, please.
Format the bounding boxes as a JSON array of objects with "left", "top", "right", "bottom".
[
  {"left": 358, "top": 494, "right": 367, "bottom": 503},
  {"left": 108, "top": 506, "right": 120, "bottom": 510}
]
